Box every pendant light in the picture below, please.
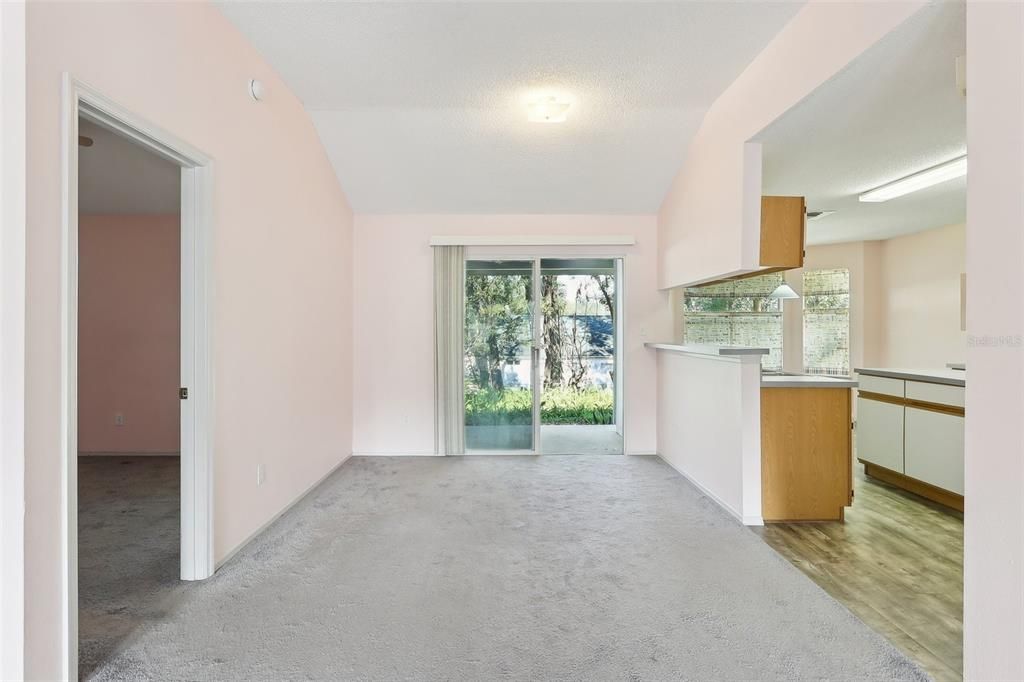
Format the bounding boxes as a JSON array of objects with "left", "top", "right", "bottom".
[{"left": 769, "top": 283, "right": 800, "bottom": 300}]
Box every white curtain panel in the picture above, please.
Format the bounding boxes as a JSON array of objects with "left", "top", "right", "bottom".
[{"left": 433, "top": 245, "right": 465, "bottom": 454}]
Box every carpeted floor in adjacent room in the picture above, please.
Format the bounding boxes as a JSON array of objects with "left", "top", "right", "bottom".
[{"left": 79, "top": 455, "right": 927, "bottom": 681}]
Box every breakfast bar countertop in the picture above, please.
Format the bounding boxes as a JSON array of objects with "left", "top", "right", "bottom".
[{"left": 761, "top": 373, "right": 858, "bottom": 388}]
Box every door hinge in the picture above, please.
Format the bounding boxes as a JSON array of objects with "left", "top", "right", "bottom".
[{"left": 179, "top": 387, "right": 189, "bottom": 400}]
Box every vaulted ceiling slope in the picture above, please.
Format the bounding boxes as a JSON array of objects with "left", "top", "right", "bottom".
[
  {"left": 216, "top": 1, "right": 803, "bottom": 214},
  {"left": 758, "top": 1, "right": 966, "bottom": 245}
]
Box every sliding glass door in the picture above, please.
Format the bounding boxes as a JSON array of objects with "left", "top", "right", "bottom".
[
  {"left": 462, "top": 257, "right": 623, "bottom": 455},
  {"left": 464, "top": 260, "right": 539, "bottom": 452},
  {"left": 537, "top": 259, "right": 622, "bottom": 455}
]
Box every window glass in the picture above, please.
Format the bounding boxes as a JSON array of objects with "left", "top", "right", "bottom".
[
  {"left": 683, "top": 273, "right": 784, "bottom": 370},
  {"left": 803, "top": 268, "right": 851, "bottom": 375}
]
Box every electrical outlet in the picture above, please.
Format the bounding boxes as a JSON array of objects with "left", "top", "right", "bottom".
[
  {"left": 114, "top": 413, "right": 125, "bottom": 426},
  {"left": 257, "top": 464, "right": 265, "bottom": 486}
]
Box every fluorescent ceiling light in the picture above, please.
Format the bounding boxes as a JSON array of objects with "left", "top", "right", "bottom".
[
  {"left": 769, "top": 283, "right": 800, "bottom": 300},
  {"left": 527, "top": 96, "right": 571, "bottom": 123},
  {"left": 859, "top": 155, "right": 967, "bottom": 203}
]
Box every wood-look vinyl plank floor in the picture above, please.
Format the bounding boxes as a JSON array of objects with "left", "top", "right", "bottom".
[{"left": 753, "top": 465, "right": 963, "bottom": 682}]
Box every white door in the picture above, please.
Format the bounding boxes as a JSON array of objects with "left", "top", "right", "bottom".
[
  {"left": 905, "top": 408, "right": 965, "bottom": 494},
  {"left": 856, "top": 397, "right": 905, "bottom": 472}
]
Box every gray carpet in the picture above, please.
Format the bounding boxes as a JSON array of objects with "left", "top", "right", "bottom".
[
  {"left": 79, "top": 455, "right": 181, "bottom": 679},
  {"left": 80, "top": 455, "right": 928, "bottom": 681}
]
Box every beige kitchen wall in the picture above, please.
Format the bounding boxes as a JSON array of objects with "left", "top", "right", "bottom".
[
  {"left": 874, "top": 222, "right": 966, "bottom": 367},
  {"left": 790, "top": 221, "right": 965, "bottom": 373}
]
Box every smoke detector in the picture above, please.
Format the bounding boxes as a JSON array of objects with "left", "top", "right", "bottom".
[{"left": 249, "top": 79, "right": 265, "bottom": 102}]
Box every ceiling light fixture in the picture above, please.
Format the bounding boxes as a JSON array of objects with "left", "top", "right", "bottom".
[
  {"left": 527, "top": 96, "right": 571, "bottom": 123},
  {"left": 859, "top": 155, "right": 967, "bottom": 203}
]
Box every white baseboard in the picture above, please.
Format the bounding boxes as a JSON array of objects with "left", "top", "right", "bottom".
[
  {"left": 79, "top": 451, "right": 180, "bottom": 456},
  {"left": 626, "top": 450, "right": 658, "bottom": 456},
  {"left": 655, "top": 454, "right": 763, "bottom": 527},
  {"left": 215, "top": 452, "right": 352, "bottom": 570}
]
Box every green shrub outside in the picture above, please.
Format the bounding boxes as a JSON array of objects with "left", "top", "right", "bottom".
[{"left": 464, "top": 387, "right": 613, "bottom": 425}]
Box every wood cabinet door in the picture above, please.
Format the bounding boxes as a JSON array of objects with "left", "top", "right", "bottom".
[
  {"left": 905, "top": 407, "right": 965, "bottom": 495},
  {"left": 759, "top": 196, "right": 805, "bottom": 269},
  {"left": 856, "top": 397, "right": 904, "bottom": 473}
]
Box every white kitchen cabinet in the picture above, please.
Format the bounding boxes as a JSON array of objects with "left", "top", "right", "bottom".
[
  {"left": 854, "top": 369, "right": 965, "bottom": 510},
  {"left": 858, "top": 374, "right": 905, "bottom": 398},
  {"left": 905, "top": 381, "right": 965, "bottom": 408},
  {"left": 904, "top": 407, "right": 965, "bottom": 495},
  {"left": 856, "top": 396, "right": 904, "bottom": 473}
]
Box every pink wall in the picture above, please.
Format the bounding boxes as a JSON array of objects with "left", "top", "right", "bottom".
[
  {"left": 875, "top": 223, "right": 965, "bottom": 368},
  {"left": 352, "top": 215, "right": 669, "bottom": 456},
  {"left": 657, "top": 1, "right": 925, "bottom": 289},
  {"left": 0, "top": 1, "right": 26, "bottom": 678},
  {"left": 25, "top": 3, "right": 354, "bottom": 677},
  {"left": 964, "top": 2, "right": 1024, "bottom": 677},
  {"left": 78, "top": 214, "right": 180, "bottom": 454}
]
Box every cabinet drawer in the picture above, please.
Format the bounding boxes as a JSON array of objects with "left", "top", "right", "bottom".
[
  {"left": 856, "top": 397, "right": 904, "bottom": 473},
  {"left": 905, "top": 407, "right": 964, "bottom": 495},
  {"left": 857, "top": 374, "right": 905, "bottom": 397},
  {"left": 906, "top": 381, "right": 965, "bottom": 408}
]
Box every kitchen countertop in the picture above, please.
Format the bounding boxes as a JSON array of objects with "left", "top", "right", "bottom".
[
  {"left": 645, "top": 343, "right": 768, "bottom": 357},
  {"left": 855, "top": 367, "right": 966, "bottom": 387},
  {"left": 761, "top": 374, "right": 858, "bottom": 388}
]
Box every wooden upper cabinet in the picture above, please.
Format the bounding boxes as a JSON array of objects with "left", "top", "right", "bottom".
[
  {"left": 759, "top": 196, "right": 806, "bottom": 269},
  {"left": 680, "top": 196, "right": 806, "bottom": 289}
]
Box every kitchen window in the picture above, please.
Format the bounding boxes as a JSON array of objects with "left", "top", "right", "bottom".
[
  {"left": 802, "top": 268, "right": 850, "bottom": 375},
  {"left": 682, "top": 273, "right": 784, "bottom": 370}
]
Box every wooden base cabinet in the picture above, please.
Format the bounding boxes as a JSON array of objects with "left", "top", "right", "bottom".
[{"left": 761, "top": 387, "right": 853, "bottom": 522}]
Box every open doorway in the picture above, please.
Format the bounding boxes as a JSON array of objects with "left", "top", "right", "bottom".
[
  {"left": 75, "top": 117, "right": 182, "bottom": 678},
  {"left": 744, "top": 3, "right": 966, "bottom": 679},
  {"left": 62, "top": 79, "right": 214, "bottom": 680},
  {"left": 462, "top": 257, "right": 623, "bottom": 455}
]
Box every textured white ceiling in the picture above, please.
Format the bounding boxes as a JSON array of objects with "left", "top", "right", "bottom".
[
  {"left": 78, "top": 120, "right": 180, "bottom": 214},
  {"left": 758, "top": 1, "right": 966, "bottom": 245},
  {"left": 215, "top": 0, "right": 804, "bottom": 213}
]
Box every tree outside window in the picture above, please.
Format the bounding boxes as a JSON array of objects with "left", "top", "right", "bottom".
[
  {"left": 802, "top": 268, "right": 850, "bottom": 376},
  {"left": 682, "top": 273, "right": 784, "bottom": 370}
]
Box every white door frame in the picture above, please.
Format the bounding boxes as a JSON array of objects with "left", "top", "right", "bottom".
[
  {"left": 530, "top": 258, "right": 543, "bottom": 452},
  {"left": 60, "top": 75, "right": 215, "bottom": 680},
  {"left": 463, "top": 253, "right": 626, "bottom": 455}
]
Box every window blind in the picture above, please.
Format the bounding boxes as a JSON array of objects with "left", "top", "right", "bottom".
[
  {"left": 802, "top": 268, "right": 851, "bottom": 376},
  {"left": 682, "top": 273, "right": 784, "bottom": 370}
]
